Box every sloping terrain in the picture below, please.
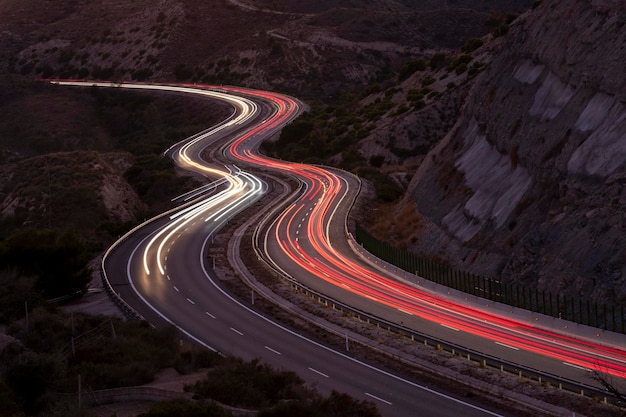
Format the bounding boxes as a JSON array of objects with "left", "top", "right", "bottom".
[
  {"left": 0, "top": 0, "right": 532, "bottom": 98},
  {"left": 374, "top": 0, "right": 626, "bottom": 304}
]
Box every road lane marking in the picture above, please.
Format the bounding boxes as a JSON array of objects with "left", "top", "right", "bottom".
[
  {"left": 166, "top": 275, "right": 171, "bottom": 280},
  {"left": 308, "top": 367, "right": 329, "bottom": 378},
  {"left": 440, "top": 324, "right": 459, "bottom": 331},
  {"left": 173, "top": 286, "right": 179, "bottom": 292},
  {"left": 205, "top": 312, "right": 216, "bottom": 319},
  {"left": 230, "top": 327, "right": 243, "bottom": 336},
  {"left": 365, "top": 392, "right": 392, "bottom": 405},
  {"left": 265, "top": 346, "right": 281, "bottom": 355},
  {"left": 187, "top": 298, "right": 195, "bottom": 305},
  {"left": 563, "top": 362, "right": 591, "bottom": 371},
  {"left": 495, "top": 342, "right": 519, "bottom": 350},
  {"left": 399, "top": 309, "right": 413, "bottom": 315}
]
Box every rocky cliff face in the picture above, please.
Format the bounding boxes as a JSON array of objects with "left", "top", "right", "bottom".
[{"left": 400, "top": 0, "right": 626, "bottom": 304}]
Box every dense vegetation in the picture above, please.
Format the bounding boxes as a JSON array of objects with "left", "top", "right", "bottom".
[{"left": 0, "top": 297, "right": 179, "bottom": 416}]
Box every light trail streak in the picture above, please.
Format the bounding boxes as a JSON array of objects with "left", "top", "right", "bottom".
[
  {"left": 51, "top": 79, "right": 626, "bottom": 383},
  {"left": 206, "top": 86, "right": 626, "bottom": 381}
]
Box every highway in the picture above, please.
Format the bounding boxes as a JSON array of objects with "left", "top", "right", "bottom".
[
  {"left": 46, "top": 81, "right": 506, "bottom": 416},
  {"left": 216, "top": 86, "right": 626, "bottom": 387},
  {"left": 54, "top": 80, "right": 626, "bottom": 414}
]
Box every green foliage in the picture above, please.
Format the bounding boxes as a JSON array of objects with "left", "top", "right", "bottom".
[
  {"left": 174, "top": 348, "right": 223, "bottom": 375},
  {"left": 429, "top": 53, "right": 448, "bottom": 70},
  {"left": 448, "top": 54, "right": 473, "bottom": 75},
  {"left": 71, "top": 322, "right": 178, "bottom": 389},
  {"left": 467, "top": 61, "right": 485, "bottom": 76},
  {"left": 139, "top": 399, "right": 229, "bottom": 417},
  {"left": 189, "top": 358, "right": 307, "bottom": 409},
  {"left": 421, "top": 76, "right": 435, "bottom": 87},
  {"left": 485, "top": 12, "right": 511, "bottom": 37},
  {"left": 461, "top": 38, "right": 484, "bottom": 53},
  {"left": 1, "top": 308, "right": 182, "bottom": 415},
  {"left": 358, "top": 167, "right": 402, "bottom": 202},
  {"left": 259, "top": 391, "right": 381, "bottom": 417},
  {"left": 0, "top": 228, "right": 90, "bottom": 298},
  {"left": 397, "top": 58, "right": 427, "bottom": 81}
]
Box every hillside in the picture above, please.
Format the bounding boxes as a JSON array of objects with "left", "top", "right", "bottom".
[
  {"left": 0, "top": 0, "right": 532, "bottom": 99},
  {"left": 0, "top": 75, "right": 231, "bottom": 244},
  {"left": 0, "top": 0, "right": 533, "bottom": 244},
  {"left": 367, "top": 0, "right": 626, "bottom": 305}
]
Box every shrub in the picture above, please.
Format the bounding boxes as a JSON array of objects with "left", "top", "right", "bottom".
[
  {"left": 189, "top": 358, "right": 306, "bottom": 408},
  {"left": 461, "top": 37, "right": 484, "bottom": 53},
  {"left": 429, "top": 53, "right": 448, "bottom": 69},
  {"left": 397, "top": 58, "right": 427, "bottom": 81}
]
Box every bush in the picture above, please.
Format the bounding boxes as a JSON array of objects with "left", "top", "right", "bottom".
[
  {"left": 429, "top": 53, "right": 448, "bottom": 69},
  {"left": 259, "top": 391, "right": 381, "bottom": 417},
  {"left": 397, "top": 58, "right": 427, "bottom": 81},
  {"left": 461, "top": 38, "right": 483, "bottom": 53},
  {"left": 189, "top": 358, "right": 306, "bottom": 408}
]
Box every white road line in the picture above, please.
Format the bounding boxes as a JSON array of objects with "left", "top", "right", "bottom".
[
  {"left": 440, "top": 323, "right": 459, "bottom": 331},
  {"left": 166, "top": 275, "right": 171, "bottom": 280},
  {"left": 563, "top": 362, "right": 591, "bottom": 372},
  {"left": 205, "top": 311, "right": 216, "bottom": 319},
  {"left": 308, "top": 367, "right": 329, "bottom": 378},
  {"left": 399, "top": 309, "right": 413, "bottom": 315},
  {"left": 264, "top": 346, "right": 281, "bottom": 355},
  {"left": 173, "top": 286, "right": 179, "bottom": 292},
  {"left": 495, "top": 342, "right": 519, "bottom": 350},
  {"left": 365, "top": 392, "right": 392, "bottom": 405},
  {"left": 187, "top": 298, "right": 195, "bottom": 305},
  {"left": 230, "top": 327, "right": 243, "bottom": 336}
]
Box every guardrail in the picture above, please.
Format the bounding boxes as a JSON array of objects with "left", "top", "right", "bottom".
[
  {"left": 249, "top": 184, "right": 618, "bottom": 409},
  {"left": 264, "top": 262, "right": 615, "bottom": 405}
]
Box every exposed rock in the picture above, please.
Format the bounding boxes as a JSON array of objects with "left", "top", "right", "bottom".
[{"left": 397, "top": 0, "right": 626, "bottom": 304}]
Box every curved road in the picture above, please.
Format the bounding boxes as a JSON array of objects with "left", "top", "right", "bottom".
[
  {"left": 54, "top": 80, "right": 626, "bottom": 414},
  {"left": 50, "top": 81, "right": 507, "bottom": 417}
]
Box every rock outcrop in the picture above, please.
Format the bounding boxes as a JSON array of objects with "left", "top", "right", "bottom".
[{"left": 401, "top": 0, "right": 626, "bottom": 304}]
